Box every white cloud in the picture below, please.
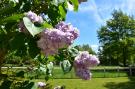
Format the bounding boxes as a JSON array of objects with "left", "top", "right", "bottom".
[
  {"left": 79, "top": 1, "right": 96, "bottom": 12},
  {"left": 91, "top": 44, "right": 99, "bottom": 53},
  {"left": 124, "top": 0, "right": 135, "bottom": 15},
  {"left": 79, "top": 0, "right": 135, "bottom": 26},
  {"left": 79, "top": 0, "right": 104, "bottom": 24}
]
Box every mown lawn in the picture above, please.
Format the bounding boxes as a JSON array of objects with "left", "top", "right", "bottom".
[
  {"left": 1, "top": 67, "right": 135, "bottom": 89},
  {"left": 46, "top": 77, "right": 135, "bottom": 89}
]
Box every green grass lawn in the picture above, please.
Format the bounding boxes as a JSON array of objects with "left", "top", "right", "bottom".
[
  {"left": 1, "top": 67, "right": 135, "bottom": 89},
  {"left": 52, "top": 68, "right": 128, "bottom": 79},
  {"left": 45, "top": 77, "right": 135, "bottom": 89}
]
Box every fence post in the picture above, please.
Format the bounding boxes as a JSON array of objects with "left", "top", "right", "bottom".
[
  {"left": 104, "top": 67, "right": 106, "bottom": 77},
  {"left": 71, "top": 70, "right": 73, "bottom": 79},
  {"left": 129, "top": 66, "right": 132, "bottom": 76},
  {"left": 117, "top": 66, "right": 119, "bottom": 77}
]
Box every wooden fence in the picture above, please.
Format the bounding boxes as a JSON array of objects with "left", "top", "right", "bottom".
[{"left": 1, "top": 66, "right": 135, "bottom": 79}]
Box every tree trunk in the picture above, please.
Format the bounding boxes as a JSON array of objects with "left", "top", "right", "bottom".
[
  {"left": 123, "top": 47, "right": 127, "bottom": 67},
  {"left": 0, "top": 51, "right": 3, "bottom": 74},
  {"left": 123, "top": 56, "right": 126, "bottom": 67},
  {"left": 0, "top": 49, "right": 6, "bottom": 74}
]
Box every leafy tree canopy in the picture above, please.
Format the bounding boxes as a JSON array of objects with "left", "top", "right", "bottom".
[{"left": 98, "top": 10, "right": 135, "bottom": 66}]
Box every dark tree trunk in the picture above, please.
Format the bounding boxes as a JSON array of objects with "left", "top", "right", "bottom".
[
  {"left": 0, "top": 53, "right": 4, "bottom": 74},
  {"left": 123, "top": 47, "right": 127, "bottom": 67},
  {"left": 123, "top": 56, "right": 126, "bottom": 67},
  {"left": 0, "top": 49, "right": 6, "bottom": 74}
]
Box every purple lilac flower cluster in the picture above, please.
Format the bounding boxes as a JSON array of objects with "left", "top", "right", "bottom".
[
  {"left": 37, "top": 22, "right": 79, "bottom": 56},
  {"left": 74, "top": 51, "right": 100, "bottom": 80},
  {"left": 26, "top": 11, "right": 43, "bottom": 24},
  {"left": 37, "top": 82, "right": 46, "bottom": 89}
]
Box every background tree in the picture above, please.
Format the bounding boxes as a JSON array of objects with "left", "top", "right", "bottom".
[
  {"left": 98, "top": 10, "right": 135, "bottom": 66},
  {"left": 76, "top": 44, "right": 96, "bottom": 54}
]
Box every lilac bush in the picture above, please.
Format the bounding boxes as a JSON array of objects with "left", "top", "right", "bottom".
[
  {"left": 19, "top": 11, "right": 99, "bottom": 81},
  {"left": 0, "top": 0, "right": 92, "bottom": 89}
]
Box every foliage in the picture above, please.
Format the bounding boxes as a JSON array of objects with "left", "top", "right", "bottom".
[
  {"left": 98, "top": 10, "right": 135, "bottom": 66},
  {"left": 0, "top": 0, "right": 99, "bottom": 89},
  {"left": 0, "top": 0, "right": 80, "bottom": 88},
  {"left": 76, "top": 44, "right": 96, "bottom": 54},
  {"left": 0, "top": 0, "right": 79, "bottom": 58},
  {"left": 55, "top": 46, "right": 79, "bottom": 73}
]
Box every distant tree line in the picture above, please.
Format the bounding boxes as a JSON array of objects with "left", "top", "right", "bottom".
[
  {"left": 76, "top": 44, "right": 96, "bottom": 55},
  {"left": 98, "top": 10, "right": 135, "bottom": 67}
]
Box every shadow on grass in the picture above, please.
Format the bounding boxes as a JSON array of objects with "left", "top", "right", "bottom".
[{"left": 104, "top": 77, "right": 135, "bottom": 89}]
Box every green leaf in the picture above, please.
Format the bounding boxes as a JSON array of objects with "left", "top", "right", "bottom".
[
  {"left": 70, "top": 0, "right": 79, "bottom": 11},
  {"left": 48, "top": 56, "right": 55, "bottom": 61},
  {"left": 42, "top": 22, "right": 53, "bottom": 28},
  {"left": 51, "top": 0, "right": 65, "bottom": 6},
  {"left": 16, "top": 70, "right": 25, "bottom": 78},
  {"left": 31, "top": 83, "right": 38, "bottom": 89},
  {"left": 0, "top": 80, "right": 13, "bottom": 89},
  {"left": 47, "top": 62, "right": 53, "bottom": 74},
  {"left": 0, "top": 14, "right": 24, "bottom": 24},
  {"left": 59, "top": 5, "right": 66, "bottom": 18},
  {"left": 68, "top": 46, "right": 79, "bottom": 57},
  {"left": 10, "top": 33, "right": 26, "bottom": 50},
  {"left": 23, "top": 17, "right": 44, "bottom": 36},
  {"left": 28, "top": 38, "right": 40, "bottom": 59},
  {"left": 61, "top": 60, "right": 72, "bottom": 74}
]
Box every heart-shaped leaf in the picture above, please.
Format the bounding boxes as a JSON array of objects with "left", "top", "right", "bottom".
[{"left": 23, "top": 17, "right": 44, "bottom": 36}]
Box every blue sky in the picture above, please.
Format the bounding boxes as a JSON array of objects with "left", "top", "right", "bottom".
[{"left": 65, "top": 0, "right": 135, "bottom": 52}]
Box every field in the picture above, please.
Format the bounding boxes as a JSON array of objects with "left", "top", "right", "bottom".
[
  {"left": 35, "top": 77, "right": 135, "bottom": 89},
  {"left": 1, "top": 67, "right": 135, "bottom": 89}
]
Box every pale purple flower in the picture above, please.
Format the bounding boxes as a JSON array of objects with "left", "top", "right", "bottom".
[
  {"left": 26, "top": 11, "right": 43, "bottom": 24},
  {"left": 88, "top": 55, "right": 100, "bottom": 67},
  {"left": 74, "top": 51, "right": 100, "bottom": 80},
  {"left": 55, "top": 21, "right": 66, "bottom": 30},
  {"left": 26, "top": 11, "right": 37, "bottom": 21},
  {"left": 56, "top": 21, "right": 79, "bottom": 43},
  {"left": 37, "top": 23, "right": 79, "bottom": 56},
  {"left": 75, "top": 67, "right": 91, "bottom": 80},
  {"left": 54, "top": 86, "right": 62, "bottom": 89},
  {"left": 74, "top": 51, "right": 100, "bottom": 68},
  {"left": 37, "top": 28, "right": 65, "bottom": 56},
  {"left": 38, "top": 82, "right": 46, "bottom": 88}
]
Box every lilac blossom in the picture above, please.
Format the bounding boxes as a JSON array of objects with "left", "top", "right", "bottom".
[
  {"left": 74, "top": 51, "right": 100, "bottom": 80},
  {"left": 25, "top": 11, "right": 43, "bottom": 24},
  {"left": 37, "top": 82, "right": 46, "bottom": 88},
  {"left": 75, "top": 67, "right": 91, "bottom": 80},
  {"left": 55, "top": 21, "right": 79, "bottom": 40},
  {"left": 37, "top": 22, "right": 79, "bottom": 56},
  {"left": 37, "top": 28, "right": 66, "bottom": 56}
]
